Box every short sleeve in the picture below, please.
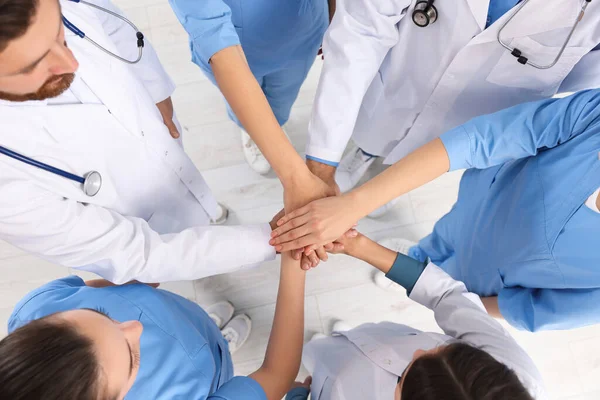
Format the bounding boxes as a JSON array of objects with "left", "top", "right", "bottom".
[
  {"left": 208, "top": 376, "right": 266, "bottom": 400},
  {"left": 8, "top": 276, "right": 86, "bottom": 333},
  {"left": 169, "top": 0, "right": 241, "bottom": 65}
]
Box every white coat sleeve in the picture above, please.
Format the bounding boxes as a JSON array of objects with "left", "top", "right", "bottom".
[
  {"left": 305, "top": 0, "right": 411, "bottom": 164},
  {"left": 0, "top": 180, "right": 275, "bottom": 284},
  {"left": 87, "top": 0, "right": 176, "bottom": 103},
  {"left": 558, "top": 49, "right": 600, "bottom": 93},
  {"left": 409, "top": 264, "right": 548, "bottom": 400}
]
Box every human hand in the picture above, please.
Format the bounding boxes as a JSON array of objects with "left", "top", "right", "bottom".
[
  {"left": 291, "top": 376, "right": 312, "bottom": 390},
  {"left": 156, "top": 97, "right": 180, "bottom": 139},
  {"left": 325, "top": 231, "right": 363, "bottom": 256},
  {"left": 282, "top": 171, "right": 338, "bottom": 268},
  {"left": 270, "top": 194, "right": 359, "bottom": 254}
]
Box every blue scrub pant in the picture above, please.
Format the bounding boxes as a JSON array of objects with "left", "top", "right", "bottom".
[{"left": 199, "top": 1, "right": 328, "bottom": 127}]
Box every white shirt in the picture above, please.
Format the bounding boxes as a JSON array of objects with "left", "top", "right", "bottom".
[
  {"left": 586, "top": 188, "right": 600, "bottom": 213},
  {"left": 303, "top": 265, "right": 547, "bottom": 400}
]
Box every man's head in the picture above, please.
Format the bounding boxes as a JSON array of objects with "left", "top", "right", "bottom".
[
  {"left": 395, "top": 342, "right": 534, "bottom": 400},
  {"left": 0, "top": 0, "right": 78, "bottom": 102},
  {"left": 0, "top": 309, "right": 143, "bottom": 400}
]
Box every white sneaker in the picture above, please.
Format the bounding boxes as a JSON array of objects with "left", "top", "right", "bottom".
[
  {"left": 221, "top": 314, "right": 252, "bottom": 354},
  {"left": 335, "top": 147, "right": 377, "bottom": 193},
  {"left": 331, "top": 320, "right": 352, "bottom": 334},
  {"left": 206, "top": 301, "right": 235, "bottom": 329},
  {"left": 210, "top": 203, "right": 229, "bottom": 225},
  {"left": 373, "top": 238, "right": 417, "bottom": 291},
  {"left": 367, "top": 197, "right": 401, "bottom": 219},
  {"left": 241, "top": 128, "right": 271, "bottom": 175}
]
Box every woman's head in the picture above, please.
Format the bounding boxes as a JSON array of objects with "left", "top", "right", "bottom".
[
  {"left": 396, "top": 342, "right": 534, "bottom": 400},
  {"left": 0, "top": 309, "right": 143, "bottom": 400}
]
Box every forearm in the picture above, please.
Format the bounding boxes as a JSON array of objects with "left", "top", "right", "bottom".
[
  {"left": 349, "top": 138, "right": 450, "bottom": 219},
  {"left": 346, "top": 235, "right": 397, "bottom": 273},
  {"left": 481, "top": 297, "right": 503, "bottom": 318},
  {"left": 251, "top": 253, "right": 306, "bottom": 399},
  {"left": 211, "top": 46, "right": 308, "bottom": 184}
]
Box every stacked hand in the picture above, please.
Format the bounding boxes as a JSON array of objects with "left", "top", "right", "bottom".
[
  {"left": 278, "top": 171, "right": 346, "bottom": 269},
  {"left": 271, "top": 194, "right": 358, "bottom": 255}
]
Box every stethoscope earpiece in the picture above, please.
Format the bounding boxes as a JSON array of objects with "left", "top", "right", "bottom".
[{"left": 412, "top": 0, "right": 438, "bottom": 28}]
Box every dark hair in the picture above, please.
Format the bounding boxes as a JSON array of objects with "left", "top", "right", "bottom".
[
  {"left": 0, "top": 316, "right": 105, "bottom": 400},
  {"left": 401, "top": 342, "right": 534, "bottom": 400},
  {"left": 0, "top": 0, "right": 39, "bottom": 52}
]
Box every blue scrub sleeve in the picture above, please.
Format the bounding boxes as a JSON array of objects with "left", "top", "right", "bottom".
[
  {"left": 169, "top": 0, "right": 241, "bottom": 65},
  {"left": 8, "top": 276, "right": 86, "bottom": 333},
  {"left": 385, "top": 253, "right": 427, "bottom": 295},
  {"left": 208, "top": 376, "right": 267, "bottom": 400},
  {"left": 498, "top": 286, "right": 600, "bottom": 332},
  {"left": 440, "top": 89, "right": 600, "bottom": 171},
  {"left": 285, "top": 387, "right": 310, "bottom": 400}
]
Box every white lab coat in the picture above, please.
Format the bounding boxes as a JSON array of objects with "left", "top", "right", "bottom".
[
  {"left": 0, "top": 0, "right": 275, "bottom": 284},
  {"left": 303, "top": 264, "right": 547, "bottom": 400},
  {"left": 306, "top": 0, "right": 600, "bottom": 164}
]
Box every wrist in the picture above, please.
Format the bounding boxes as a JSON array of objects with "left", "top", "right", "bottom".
[{"left": 306, "top": 159, "right": 336, "bottom": 183}]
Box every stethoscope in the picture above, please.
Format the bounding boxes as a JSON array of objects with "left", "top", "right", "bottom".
[
  {"left": 63, "top": 0, "right": 145, "bottom": 64},
  {"left": 412, "top": 0, "right": 593, "bottom": 69},
  {"left": 0, "top": 0, "right": 148, "bottom": 197}
]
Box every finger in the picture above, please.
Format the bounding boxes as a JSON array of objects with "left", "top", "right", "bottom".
[
  {"left": 332, "top": 243, "right": 345, "bottom": 252},
  {"left": 271, "top": 215, "right": 311, "bottom": 238},
  {"left": 292, "top": 249, "right": 303, "bottom": 260},
  {"left": 275, "top": 235, "right": 316, "bottom": 253},
  {"left": 277, "top": 206, "right": 311, "bottom": 226},
  {"left": 304, "top": 376, "right": 312, "bottom": 385},
  {"left": 315, "top": 246, "right": 328, "bottom": 262},
  {"left": 308, "top": 252, "right": 320, "bottom": 268},
  {"left": 165, "top": 121, "right": 180, "bottom": 139},
  {"left": 323, "top": 243, "right": 334, "bottom": 251},
  {"left": 270, "top": 224, "right": 312, "bottom": 246},
  {"left": 345, "top": 229, "right": 358, "bottom": 238},
  {"left": 300, "top": 254, "right": 312, "bottom": 270}
]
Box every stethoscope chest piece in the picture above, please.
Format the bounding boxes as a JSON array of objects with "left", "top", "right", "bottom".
[
  {"left": 83, "top": 171, "right": 102, "bottom": 197},
  {"left": 413, "top": 0, "right": 438, "bottom": 27}
]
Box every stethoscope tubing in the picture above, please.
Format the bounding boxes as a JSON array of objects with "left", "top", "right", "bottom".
[
  {"left": 0, "top": 146, "right": 85, "bottom": 184},
  {"left": 64, "top": 0, "right": 144, "bottom": 64},
  {"left": 497, "top": 0, "right": 591, "bottom": 69}
]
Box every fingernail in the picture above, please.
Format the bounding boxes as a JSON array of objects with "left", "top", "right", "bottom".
[
  {"left": 275, "top": 245, "right": 282, "bottom": 251},
  {"left": 303, "top": 264, "right": 309, "bottom": 270},
  {"left": 277, "top": 220, "right": 284, "bottom": 226}
]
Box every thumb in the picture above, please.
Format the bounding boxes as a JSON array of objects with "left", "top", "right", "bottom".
[{"left": 164, "top": 119, "right": 180, "bottom": 139}]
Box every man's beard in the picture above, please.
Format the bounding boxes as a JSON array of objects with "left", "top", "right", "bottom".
[{"left": 0, "top": 73, "right": 75, "bottom": 102}]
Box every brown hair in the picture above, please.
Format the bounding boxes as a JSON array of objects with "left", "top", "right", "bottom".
[
  {"left": 0, "top": 316, "right": 104, "bottom": 400},
  {"left": 0, "top": 0, "right": 39, "bottom": 52},
  {"left": 401, "top": 342, "right": 534, "bottom": 400}
]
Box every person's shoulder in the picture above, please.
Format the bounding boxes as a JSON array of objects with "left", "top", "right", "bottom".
[
  {"left": 8, "top": 276, "right": 86, "bottom": 333},
  {"left": 207, "top": 376, "right": 267, "bottom": 400}
]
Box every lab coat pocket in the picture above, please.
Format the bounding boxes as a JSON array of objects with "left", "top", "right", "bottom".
[
  {"left": 486, "top": 37, "right": 587, "bottom": 96},
  {"left": 361, "top": 71, "right": 385, "bottom": 118}
]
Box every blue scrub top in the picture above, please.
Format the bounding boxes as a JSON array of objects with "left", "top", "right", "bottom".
[
  {"left": 169, "top": 0, "right": 327, "bottom": 74},
  {"left": 8, "top": 276, "right": 267, "bottom": 400},
  {"left": 413, "top": 89, "right": 600, "bottom": 332}
]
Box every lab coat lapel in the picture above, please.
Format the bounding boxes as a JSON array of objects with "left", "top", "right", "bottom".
[
  {"left": 63, "top": 6, "right": 143, "bottom": 137},
  {"left": 465, "top": 0, "right": 490, "bottom": 31},
  {"left": 469, "top": 0, "right": 580, "bottom": 46}
]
